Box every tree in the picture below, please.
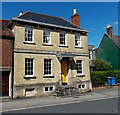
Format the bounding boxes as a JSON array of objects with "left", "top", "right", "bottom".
[{"left": 92, "top": 58, "right": 112, "bottom": 71}]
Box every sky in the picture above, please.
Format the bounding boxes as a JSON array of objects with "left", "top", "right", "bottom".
[{"left": 2, "top": 2, "right": 119, "bottom": 48}]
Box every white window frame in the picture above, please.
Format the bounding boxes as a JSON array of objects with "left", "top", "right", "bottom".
[
  {"left": 59, "top": 31, "right": 67, "bottom": 46},
  {"left": 89, "top": 51, "right": 93, "bottom": 60},
  {"left": 25, "top": 58, "right": 34, "bottom": 77},
  {"left": 75, "top": 33, "right": 81, "bottom": 47},
  {"left": 25, "top": 25, "right": 34, "bottom": 43},
  {"left": 43, "top": 28, "right": 51, "bottom": 44},
  {"left": 76, "top": 60, "right": 83, "bottom": 75},
  {"left": 44, "top": 59, "right": 52, "bottom": 76}
]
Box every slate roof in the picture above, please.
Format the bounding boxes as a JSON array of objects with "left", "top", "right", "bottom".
[
  {"left": 105, "top": 34, "right": 120, "bottom": 48},
  {"left": 0, "top": 19, "right": 14, "bottom": 38},
  {"left": 111, "top": 35, "right": 120, "bottom": 48},
  {"left": 14, "top": 11, "right": 88, "bottom": 32}
]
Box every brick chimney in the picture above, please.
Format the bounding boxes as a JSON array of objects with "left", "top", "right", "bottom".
[
  {"left": 71, "top": 8, "right": 80, "bottom": 27},
  {"left": 106, "top": 24, "right": 114, "bottom": 38}
]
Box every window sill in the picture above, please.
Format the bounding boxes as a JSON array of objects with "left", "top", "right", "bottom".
[
  {"left": 59, "top": 45, "right": 68, "bottom": 48},
  {"left": 23, "top": 42, "right": 36, "bottom": 45},
  {"left": 43, "top": 75, "right": 54, "bottom": 78},
  {"left": 42, "top": 43, "right": 53, "bottom": 46},
  {"left": 75, "top": 46, "right": 83, "bottom": 49},
  {"left": 77, "top": 74, "right": 85, "bottom": 77},
  {"left": 24, "top": 76, "right": 36, "bottom": 79}
]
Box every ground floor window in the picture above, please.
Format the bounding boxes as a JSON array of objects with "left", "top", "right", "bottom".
[
  {"left": 44, "top": 59, "right": 52, "bottom": 76},
  {"left": 76, "top": 60, "right": 83, "bottom": 75},
  {"left": 25, "top": 58, "right": 34, "bottom": 76},
  {"left": 44, "top": 86, "right": 54, "bottom": 92},
  {"left": 78, "top": 84, "right": 85, "bottom": 89}
]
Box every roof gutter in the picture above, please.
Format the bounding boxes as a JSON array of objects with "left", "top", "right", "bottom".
[{"left": 11, "top": 18, "right": 89, "bottom": 33}]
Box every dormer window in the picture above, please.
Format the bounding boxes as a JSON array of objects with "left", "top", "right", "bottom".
[
  {"left": 75, "top": 33, "right": 81, "bottom": 47},
  {"left": 25, "top": 25, "right": 34, "bottom": 43},
  {"left": 43, "top": 29, "right": 51, "bottom": 44},
  {"left": 60, "top": 31, "right": 66, "bottom": 46}
]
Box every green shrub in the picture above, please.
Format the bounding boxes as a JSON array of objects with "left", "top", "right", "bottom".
[
  {"left": 92, "top": 58, "right": 112, "bottom": 71},
  {"left": 90, "top": 70, "right": 120, "bottom": 86}
]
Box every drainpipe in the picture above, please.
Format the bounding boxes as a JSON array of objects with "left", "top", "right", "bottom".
[{"left": 11, "top": 37, "right": 14, "bottom": 100}]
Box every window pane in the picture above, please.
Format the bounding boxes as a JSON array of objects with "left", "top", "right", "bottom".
[
  {"left": 75, "top": 33, "right": 80, "bottom": 46},
  {"left": 25, "top": 58, "right": 34, "bottom": 76},
  {"left": 60, "top": 31, "right": 66, "bottom": 45},
  {"left": 76, "top": 60, "right": 82, "bottom": 74},
  {"left": 44, "top": 59, "right": 52, "bottom": 75},
  {"left": 43, "top": 29, "right": 51, "bottom": 44},
  {"left": 25, "top": 25, "right": 33, "bottom": 42}
]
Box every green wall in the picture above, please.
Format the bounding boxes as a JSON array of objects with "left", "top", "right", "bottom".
[{"left": 96, "top": 35, "right": 120, "bottom": 70}]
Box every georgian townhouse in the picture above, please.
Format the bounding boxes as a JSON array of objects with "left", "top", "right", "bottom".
[{"left": 8, "top": 9, "right": 92, "bottom": 98}]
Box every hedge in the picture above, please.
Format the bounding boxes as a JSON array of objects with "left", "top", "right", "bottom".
[{"left": 90, "top": 70, "right": 120, "bottom": 86}]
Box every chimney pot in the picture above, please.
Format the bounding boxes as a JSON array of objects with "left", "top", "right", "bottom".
[
  {"left": 106, "top": 24, "right": 111, "bottom": 29},
  {"left": 19, "top": 11, "right": 23, "bottom": 16},
  {"left": 73, "top": 8, "right": 77, "bottom": 14}
]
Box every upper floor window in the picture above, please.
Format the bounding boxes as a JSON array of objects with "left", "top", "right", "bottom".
[
  {"left": 25, "top": 58, "right": 34, "bottom": 77},
  {"left": 75, "top": 33, "right": 81, "bottom": 47},
  {"left": 60, "top": 31, "right": 66, "bottom": 46},
  {"left": 43, "top": 29, "right": 51, "bottom": 44},
  {"left": 76, "top": 60, "right": 83, "bottom": 75},
  {"left": 25, "top": 25, "right": 34, "bottom": 43}
]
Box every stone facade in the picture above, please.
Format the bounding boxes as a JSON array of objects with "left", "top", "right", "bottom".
[{"left": 12, "top": 24, "right": 92, "bottom": 98}]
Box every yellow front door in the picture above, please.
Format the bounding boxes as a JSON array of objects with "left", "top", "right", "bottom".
[{"left": 61, "top": 61, "right": 67, "bottom": 84}]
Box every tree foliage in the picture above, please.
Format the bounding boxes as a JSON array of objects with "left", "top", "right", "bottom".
[{"left": 92, "top": 58, "right": 112, "bottom": 71}]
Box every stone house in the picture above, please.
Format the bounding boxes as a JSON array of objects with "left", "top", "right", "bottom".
[{"left": 7, "top": 9, "right": 92, "bottom": 98}]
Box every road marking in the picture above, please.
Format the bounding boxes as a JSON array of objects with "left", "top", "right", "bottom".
[{"left": 1, "top": 96, "right": 119, "bottom": 113}]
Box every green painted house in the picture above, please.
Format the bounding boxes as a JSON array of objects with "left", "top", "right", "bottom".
[{"left": 96, "top": 25, "right": 120, "bottom": 70}]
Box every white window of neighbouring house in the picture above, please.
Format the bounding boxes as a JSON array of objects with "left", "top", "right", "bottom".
[
  {"left": 76, "top": 60, "right": 83, "bottom": 75},
  {"left": 43, "top": 29, "right": 51, "bottom": 44},
  {"left": 25, "top": 25, "right": 34, "bottom": 43},
  {"left": 44, "top": 59, "right": 52, "bottom": 76},
  {"left": 89, "top": 51, "right": 93, "bottom": 60},
  {"left": 60, "top": 31, "right": 66, "bottom": 46},
  {"left": 25, "top": 58, "right": 34, "bottom": 76},
  {"left": 75, "top": 33, "right": 81, "bottom": 47}
]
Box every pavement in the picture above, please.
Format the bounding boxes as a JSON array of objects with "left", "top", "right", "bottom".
[{"left": 1, "top": 86, "right": 119, "bottom": 113}]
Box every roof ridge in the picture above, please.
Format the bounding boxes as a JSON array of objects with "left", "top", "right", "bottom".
[{"left": 19, "top": 11, "right": 62, "bottom": 19}]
